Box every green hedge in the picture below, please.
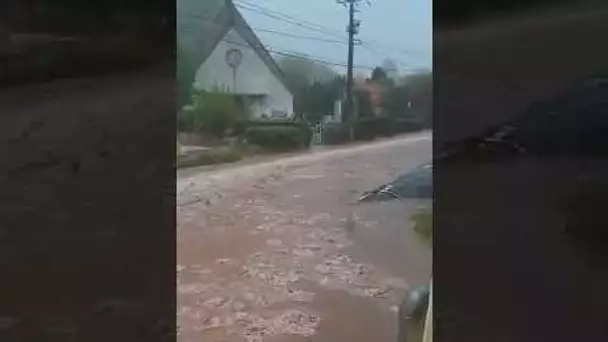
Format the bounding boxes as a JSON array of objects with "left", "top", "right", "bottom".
[
  {"left": 233, "top": 119, "right": 306, "bottom": 135},
  {"left": 322, "top": 117, "right": 425, "bottom": 145},
  {"left": 245, "top": 121, "right": 312, "bottom": 150},
  {"left": 232, "top": 120, "right": 248, "bottom": 136},
  {"left": 323, "top": 117, "right": 391, "bottom": 144},
  {"left": 247, "top": 119, "right": 302, "bottom": 127},
  {"left": 322, "top": 122, "right": 351, "bottom": 145},
  {"left": 353, "top": 117, "right": 394, "bottom": 140},
  {"left": 391, "top": 118, "right": 425, "bottom": 134}
]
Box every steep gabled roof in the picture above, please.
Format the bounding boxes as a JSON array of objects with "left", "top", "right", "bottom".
[{"left": 177, "top": 0, "right": 291, "bottom": 93}]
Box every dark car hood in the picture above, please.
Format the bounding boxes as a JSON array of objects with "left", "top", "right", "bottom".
[{"left": 359, "top": 162, "right": 433, "bottom": 202}]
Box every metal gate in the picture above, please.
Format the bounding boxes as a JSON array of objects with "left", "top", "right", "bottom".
[{"left": 311, "top": 122, "right": 324, "bottom": 145}]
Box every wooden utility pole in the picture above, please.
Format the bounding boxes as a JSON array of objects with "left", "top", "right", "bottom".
[
  {"left": 338, "top": 0, "right": 361, "bottom": 140},
  {"left": 346, "top": 0, "right": 356, "bottom": 140}
]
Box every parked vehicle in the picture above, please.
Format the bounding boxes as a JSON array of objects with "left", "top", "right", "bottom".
[
  {"left": 359, "top": 162, "right": 432, "bottom": 202},
  {"left": 358, "top": 163, "right": 433, "bottom": 342}
]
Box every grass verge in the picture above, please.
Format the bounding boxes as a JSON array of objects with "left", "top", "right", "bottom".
[
  {"left": 410, "top": 206, "right": 432, "bottom": 246},
  {"left": 177, "top": 148, "right": 243, "bottom": 168}
]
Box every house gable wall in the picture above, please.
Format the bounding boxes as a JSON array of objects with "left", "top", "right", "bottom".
[{"left": 193, "top": 28, "right": 294, "bottom": 119}]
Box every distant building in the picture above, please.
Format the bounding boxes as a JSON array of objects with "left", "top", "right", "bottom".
[{"left": 178, "top": 0, "right": 294, "bottom": 119}]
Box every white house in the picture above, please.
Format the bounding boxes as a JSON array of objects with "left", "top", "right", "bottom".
[{"left": 178, "top": 0, "right": 294, "bottom": 120}]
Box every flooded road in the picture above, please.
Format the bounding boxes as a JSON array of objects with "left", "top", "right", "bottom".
[{"left": 177, "top": 133, "right": 432, "bottom": 342}]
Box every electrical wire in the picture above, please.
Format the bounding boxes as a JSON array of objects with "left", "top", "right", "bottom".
[
  {"left": 234, "top": 2, "right": 347, "bottom": 40},
  {"left": 234, "top": 0, "right": 348, "bottom": 40},
  {"left": 194, "top": 2, "right": 429, "bottom": 72},
  {"left": 234, "top": 0, "right": 428, "bottom": 61},
  {"left": 220, "top": 38, "right": 377, "bottom": 70},
  {"left": 251, "top": 27, "right": 348, "bottom": 45}
]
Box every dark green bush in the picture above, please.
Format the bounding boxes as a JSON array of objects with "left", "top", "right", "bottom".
[
  {"left": 319, "top": 115, "right": 427, "bottom": 146},
  {"left": 246, "top": 126, "right": 298, "bottom": 149},
  {"left": 375, "top": 117, "right": 394, "bottom": 137},
  {"left": 391, "top": 118, "right": 425, "bottom": 134},
  {"left": 299, "top": 123, "right": 313, "bottom": 147},
  {"left": 246, "top": 119, "right": 301, "bottom": 128},
  {"left": 353, "top": 117, "right": 392, "bottom": 140},
  {"left": 181, "top": 90, "right": 243, "bottom": 137},
  {"left": 232, "top": 120, "right": 248, "bottom": 136},
  {"left": 245, "top": 122, "right": 311, "bottom": 150},
  {"left": 322, "top": 117, "right": 397, "bottom": 144},
  {"left": 322, "top": 122, "right": 351, "bottom": 145}
]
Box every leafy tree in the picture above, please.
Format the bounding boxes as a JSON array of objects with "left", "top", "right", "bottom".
[
  {"left": 371, "top": 67, "right": 389, "bottom": 83},
  {"left": 301, "top": 77, "right": 345, "bottom": 123},
  {"left": 371, "top": 66, "right": 395, "bottom": 88},
  {"left": 403, "top": 72, "right": 432, "bottom": 124},
  {"left": 383, "top": 84, "right": 409, "bottom": 118},
  {"left": 278, "top": 54, "right": 338, "bottom": 85},
  {"left": 278, "top": 55, "right": 344, "bottom": 123},
  {"left": 383, "top": 71, "right": 432, "bottom": 125}
]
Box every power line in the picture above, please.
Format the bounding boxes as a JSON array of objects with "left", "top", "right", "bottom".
[
  {"left": 235, "top": 0, "right": 427, "bottom": 58},
  {"left": 195, "top": 4, "right": 427, "bottom": 72},
  {"left": 202, "top": 15, "right": 421, "bottom": 62},
  {"left": 234, "top": 2, "right": 347, "bottom": 40},
  {"left": 251, "top": 27, "right": 348, "bottom": 45},
  {"left": 234, "top": 0, "right": 427, "bottom": 64},
  {"left": 234, "top": 0, "right": 348, "bottom": 40},
  {"left": 196, "top": 17, "right": 395, "bottom": 70},
  {"left": 357, "top": 42, "right": 426, "bottom": 70},
  {"left": 359, "top": 38, "right": 429, "bottom": 57},
  {"left": 274, "top": 50, "right": 373, "bottom": 70},
  {"left": 217, "top": 34, "right": 424, "bottom": 73},
  {"left": 197, "top": 16, "right": 347, "bottom": 45},
  {"left": 250, "top": 27, "right": 426, "bottom": 69},
  {"left": 220, "top": 38, "right": 376, "bottom": 70}
]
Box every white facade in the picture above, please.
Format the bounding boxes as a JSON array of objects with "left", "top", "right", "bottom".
[{"left": 193, "top": 29, "right": 294, "bottom": 119}]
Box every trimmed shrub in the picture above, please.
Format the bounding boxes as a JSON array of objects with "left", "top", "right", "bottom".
[
  {"left": 374, "top": 116, "right": 394, "bottom": 137},
  {"left": 247, "top": 119, "right": 300, "bottom": 128},
  {"left": 299, "top": 123, "right": 313, "bottom": 147},
  {"left": 245, "top": 121, "right": 311, "bottom": 150},
  {"left": 246, "top": 126, "right": 298, "bottom": 149},
  {"left": 391, "top": 118, "right": 425, "bottom": 135},
  {"left": 181, "top": 90, "right": 243, "bottom": 137},
  {"left": 322, "top": 117, "right": 395, "bottom": 145},
  {"left": 231, "top": 120, "right": 248, "bottom": 136},
  {"left": 353, "top": 117, "right": 392, "bottom": 140},
  {"left": 322, "top": 122, "right": 351, "bottom": 145}
]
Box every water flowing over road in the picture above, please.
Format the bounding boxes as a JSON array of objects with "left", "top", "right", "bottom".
[{"left": 177, "top": 133, "right": 432, "bottom": 342}]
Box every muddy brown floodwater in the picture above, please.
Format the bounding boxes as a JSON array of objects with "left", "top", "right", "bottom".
[{"left": 177, "top": 133, "right": 432, "bottom": 342}]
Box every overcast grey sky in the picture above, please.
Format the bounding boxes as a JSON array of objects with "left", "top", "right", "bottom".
[{"left": 236, "top": 0, "right": 432, "bottom": 76}]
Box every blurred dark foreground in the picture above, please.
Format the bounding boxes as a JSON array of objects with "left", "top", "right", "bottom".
[{"left": 0, "top": 0, "right": 173, "bottom": 88}]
